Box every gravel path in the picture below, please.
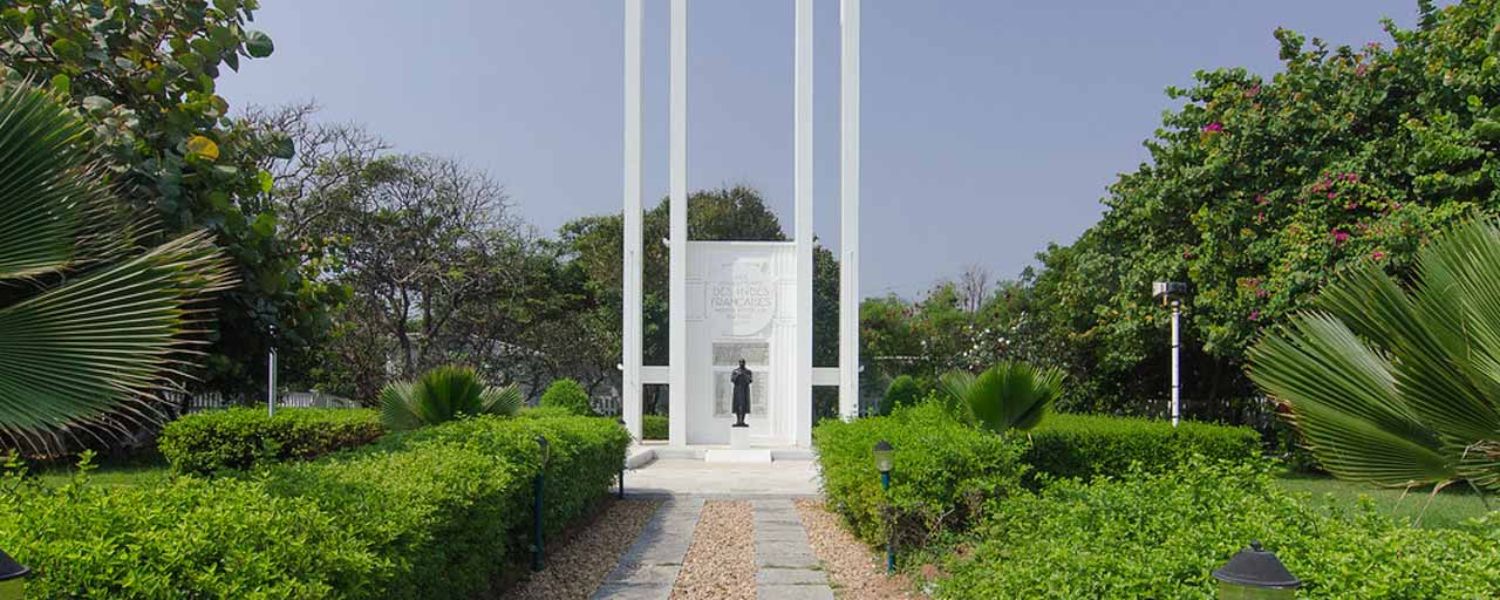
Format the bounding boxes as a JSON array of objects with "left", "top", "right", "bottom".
[
  {"left": 670, "top": 501, "right": 756, "bottom": 600},
  {"left": 506, "top": 499, "right": 663, "bottom": 600},
  {"left": 794, "top": 499, "right": 921, "bottom": 599}
]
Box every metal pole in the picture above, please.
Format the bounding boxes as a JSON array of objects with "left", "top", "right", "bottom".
[
  {"left": 881, "top": 470, "right": 894, "bottom": 573},
  {"left": 267, "top": 346, "right": 277, "bottom": 417},
  {"left": 1170, "top": 300, "right": 1180, "bottom": 427},
  {"left": 618, "top": 465, "right": 625, "bottom": 499}
]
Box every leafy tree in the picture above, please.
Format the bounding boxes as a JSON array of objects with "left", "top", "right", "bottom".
[
  {"left": 0, "top": 0, "right": 342, "bottom": 398},
  {"left": 379, "top": 365, "right": 521, "bottom": 431},
  {"left": 0, "top": 82, "right": 231, "bottom": 451},
  {"left": 1249, "top": 219, "right": 1500, "bottom": 493},
  {"left": 539, "top": 378, "right": 593, "bottom": 416},
  {"left": 1026, "top": 0, "right": 1500, "bottom": 422}
]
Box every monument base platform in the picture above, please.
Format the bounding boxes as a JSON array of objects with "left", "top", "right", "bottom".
[
  {"left": 703, "top": 449, "right": 773, "bottom": 464},
  {"left": 729, "top": 426, "right": 751, "bottom": 449}
]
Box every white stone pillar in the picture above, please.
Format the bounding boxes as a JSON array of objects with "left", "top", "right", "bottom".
[
  {"left": 668, "top": 0, "right": 689, "bottom": 446},
  {"left": 622, "top": 0, "right": 644, "bottom": 441},
  {"left": 839, "top": 0, "right": 860, "bottom": 421},
  {"left": 794, "top": 0, "right": 814, "bottom": 446}
]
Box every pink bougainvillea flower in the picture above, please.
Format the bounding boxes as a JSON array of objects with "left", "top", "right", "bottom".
[
  {"left": 1332, "top": 229, "right": 1350, "bottom": 244},
  {"left": 1249, "top": 309, "right": 1261, "bottom": 321},
  {"left": 1202, "top": 122, "right": 1224, "bottom": 133},
  {"left": 1244, "top": 84, "right": 1262, "bottom": 98},
  {"left": 1371, "top": 250, "right": 1387, "bottom": 261}
]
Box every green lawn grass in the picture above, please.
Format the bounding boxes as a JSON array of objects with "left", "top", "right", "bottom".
[{"left": 1277, "top": 472, "right": 1493, "bottom": 530}]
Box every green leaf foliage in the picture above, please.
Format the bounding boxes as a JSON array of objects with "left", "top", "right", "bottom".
[
  {"left": 1015, "top": 0, "right": 1500, "bottom": 416},
  {"left": 540, "top": 378, "right": 594, "bottom": 416},
  {"left": 937, "top": 459, "right": 1500, "bottom": 599},
  {"left": 0, "top": 82, "right": 233, "bottom": 451},
  {"left": 0, "top": 413, "right": 629, "bottom": 598},
  {"left": 642, "top": 414, "right": 668, "bottom": 440},
  {"left": 379, "top": 365, "right": 522, "bottom": 431},
  {"left": 880, "top": 375, "right": 924, "bottom": 416},
  {"left": 1249, "top": 219, "right": 1500, "bottom": 491},
  {"left": 939, "top": 362, "right": 1064, "bottom": 433},
  {"left": 1023, "top": 413, "right": 1262, "bottom": 486},
  {"left": 813, "top": 402, "right": 1028, "bottom": 555},
  {"left": 158, "top": 408, "right": 385, "bottom": 475},
  {"left": 1, "top": 0, "right": 346, "bottom": 398}
]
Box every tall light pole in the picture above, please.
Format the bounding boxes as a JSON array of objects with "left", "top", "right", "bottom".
[
  {"left": 1152, "top": 282, "right": 1187, "bottom": 427},
  {"left": 267, "top": 324, "right": 279, "bottom": 417}
]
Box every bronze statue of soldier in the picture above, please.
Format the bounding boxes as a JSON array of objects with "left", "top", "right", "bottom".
[{"left": 731, "top": 359, "right": 752, "bottom": 427}]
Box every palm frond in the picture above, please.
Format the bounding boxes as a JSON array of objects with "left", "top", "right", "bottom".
[
  {"left": 379, "top": 365, "right": 519, "bottom": 430},
  {"left": 0, "top": 231, "right": 233, "bottom": 447},
  {"left": 0, "top": 82, "right": 129, "bottom": 281}
]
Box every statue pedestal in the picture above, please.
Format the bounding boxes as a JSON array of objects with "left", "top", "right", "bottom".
[{"left": 729, "top": 425, "right": 751, "bottom": 450}]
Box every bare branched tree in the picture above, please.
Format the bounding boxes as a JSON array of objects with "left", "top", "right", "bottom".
[{"left": 957, "top": 264, "right": 992, "bottom": 313}]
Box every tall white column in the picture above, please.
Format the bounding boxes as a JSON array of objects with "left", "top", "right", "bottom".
[
  {"left": 668, "top": 0, "right": 689, "bottom": 446},
  {"left": 838, "top": 0, "right": 860, "bottom": 421},
  {"left": 794, "top": 0, "right": 814, "bottom": 446},
  {"left": 622, "top": 0, "right": 644, "bottom": 441}
]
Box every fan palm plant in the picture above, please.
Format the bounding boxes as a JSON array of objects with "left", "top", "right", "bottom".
[
  {"left": 0, "top": 82, "right": 232, "bottom": 451},
  {"left": 379, "top": 365, "right": 522, "bottom": 430},
  {"left": 938, "top": 361, "right": 1064, "bottom": 433},
  {"left": 1248, "top": 219, "right": 1500, "bottom": 495}
]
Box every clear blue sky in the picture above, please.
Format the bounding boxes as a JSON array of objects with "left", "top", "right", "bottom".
[{"left": 219, "top": 1, "right": 1433, "bottom": 297}]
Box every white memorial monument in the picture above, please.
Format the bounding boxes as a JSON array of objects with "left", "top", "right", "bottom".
[{"left": 619, "top": 0, "right": 861, "bottom": 452}]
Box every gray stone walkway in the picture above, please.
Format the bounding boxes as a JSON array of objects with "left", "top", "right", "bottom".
[
  {"left": 753, "top": 499, "right": 834, "bottom": 599},
  {"left": 592, "top": 497, "right": 705, "bottom": 600},
  {"left": 592, "top": 495, "right": 834, "bottom": 600}
]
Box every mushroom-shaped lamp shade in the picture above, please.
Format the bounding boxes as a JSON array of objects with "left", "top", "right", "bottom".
[
  {"left": 1213, "top": 541, "right": 1300, "bottom": 600},
  {"left": 0, "top": 547, "right": 28, "bottom": 598},
  {"left": 872, "top": 440, "right": 893, "bottom": 474},
  {"left": 535, "top": 435, "right": 550, "bottom": 467}
]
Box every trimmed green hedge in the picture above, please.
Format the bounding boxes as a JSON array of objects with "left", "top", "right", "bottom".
[
  {"left": 1023, "top": 413, "right": 1260, "bottom": 484},
  {"left": 643, "top": 414, "right": 667, "bottom": 440},
  {"left": 1, "top": 413, "right": 630, "bottom": 599},
  {"left": 937, "top": 459, "right": 1500, "bottom": 598},
  {"left": 813, "top": 402, "right": 1027, "bottom": 551},
  {"left": 159, "top": 408, "right": 385, "bottom": 475}
]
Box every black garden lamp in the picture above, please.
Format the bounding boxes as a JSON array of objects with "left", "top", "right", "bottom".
[
  {"left": 0, "top": 547, "right": 29, "bottom": 600},
  {"left": 616, "top": 418, "right": 627, "bottom": 499},
  {"left": 872, "top": 440, "right": 894, "bottom": 574},
  {"left": 1213, "top": 540, "right": 1300, "bottom": 600},
  {"left": 532, "top": 435, "right": 550, "bottom": 572}
]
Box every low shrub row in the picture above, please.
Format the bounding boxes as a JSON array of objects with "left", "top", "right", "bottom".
[
  {"left": 1, "top": 413, "right": 630, "bottom": 599},
  {"left": 159, "top": 408, "right": 385, "bottom": 474},
  {"left": 1022, "top": 413, "right": 1261, "bottom": 485},
  {"left": 813, "top": 402, "right": 1027, "bottom": 551},
  {"left": 642, "top": 414, "right": 668, "bottom": 440},
  {"left": 936, "top": 459, "right": 1500, "bottom": 598}
]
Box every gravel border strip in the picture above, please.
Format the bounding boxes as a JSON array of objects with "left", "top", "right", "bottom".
[
  {"left": 794, "top": 499, "right": 922, "bottom": 599},
  {"left": 670, "top": 500, "right": 757, "bottom": 600},
  {"left": 504, "top": 498, "right": 663, "bottom": 600}
]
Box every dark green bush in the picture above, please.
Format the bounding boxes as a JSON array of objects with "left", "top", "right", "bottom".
[
  {"left": 937, "top": 459, "right": 1500, "bottom": 599},
  {"left": 2, "top": 414, "right": 629, "bottom": 599},
  {"left": 880, "top": 375, "right": 923, "bottom": 416},
  {"left": 159, "top": 408, "right": 385, "bottom": 475},
  {"left": 1023, "top": 413, "right": 1260, "bottom": 484},
  {"left": 814, "top": 401, "right": 1026, "bottom": 552},
  {"left": 539, "top": 378, "right": 593, "bottom": 415},
  {"left": 643, "top": 414, "right": 668, "bottom": 440}
]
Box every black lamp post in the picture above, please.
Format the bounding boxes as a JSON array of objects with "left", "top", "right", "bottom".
[
  {"left": 617, "top": 417, "right": 627, "bottom": 499},
  {"left": 0, "top": 547, "right": 29, "bottom": 599},
  {"left": 532, "top": 435, "right": 550, "bottom": 572},
  {"left": 872, "top": 440, "right": 894, "bottom": 574},
  {"left": 1213, "top": 540, "right": 1300, "bottom": 599}
]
